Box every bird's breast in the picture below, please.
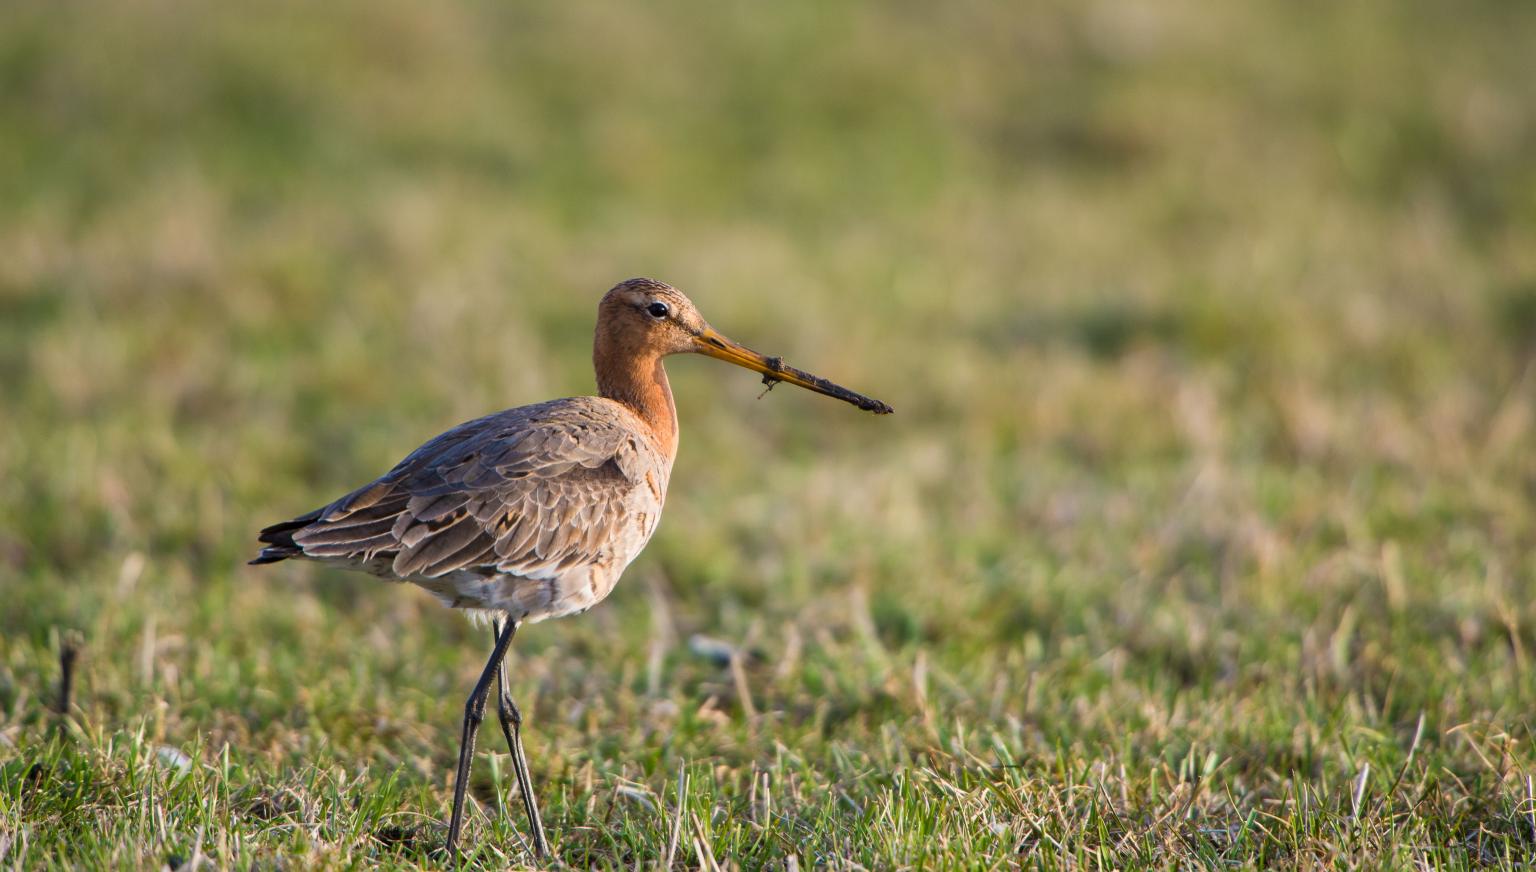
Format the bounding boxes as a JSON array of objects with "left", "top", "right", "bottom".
[{"left": 411, "top": 472, "right": 666, "bottom": 622}]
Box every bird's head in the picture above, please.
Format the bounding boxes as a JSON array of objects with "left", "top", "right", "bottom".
[{"left": 596, "top": 277, "right": 892, "bottom": 414}]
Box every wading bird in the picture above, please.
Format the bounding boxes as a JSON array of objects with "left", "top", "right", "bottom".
[{"left": 250, "top": 278, "right": 891, "bottom": 862}]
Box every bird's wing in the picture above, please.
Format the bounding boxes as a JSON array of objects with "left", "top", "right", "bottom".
[{"left": 262, "top": 401, "right": 658, "bottom": 579}]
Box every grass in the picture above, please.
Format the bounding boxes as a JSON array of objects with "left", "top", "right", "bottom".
[{"left": 3, "top": 0, "right": 1536, "bottom": 868}]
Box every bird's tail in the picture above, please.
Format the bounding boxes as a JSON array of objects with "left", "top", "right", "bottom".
[{"left": 248, "top": 511, "right": 320, "bottom": 565}]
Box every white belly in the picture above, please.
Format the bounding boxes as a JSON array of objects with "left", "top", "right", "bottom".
[
  {"left": 407, "top": 562, "right": 617, "bottom": 623},
  {"left": 399, "top": 505, "right": 661, "bottom": 622}
]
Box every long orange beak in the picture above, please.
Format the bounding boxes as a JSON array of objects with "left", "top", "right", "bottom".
[{"left": 692, "top": 326, "right": 894, "bottom": 414}]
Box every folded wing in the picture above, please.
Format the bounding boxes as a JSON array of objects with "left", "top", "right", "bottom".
[{"left": 253, "top": 399, "right": 657, "bottom": 581}]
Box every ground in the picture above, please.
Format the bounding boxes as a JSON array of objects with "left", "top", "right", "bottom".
[{"left": 2, "top": 1, "right": 1536, "bottom": 868}]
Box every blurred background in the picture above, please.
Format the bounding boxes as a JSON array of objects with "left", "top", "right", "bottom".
[{"left": 3, "top": 0, "right": 1535, "bottom": 865}]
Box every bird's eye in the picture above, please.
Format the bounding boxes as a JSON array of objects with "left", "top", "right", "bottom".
[{"left": 646, "top": 301, "right": 670, "bottom": 319}]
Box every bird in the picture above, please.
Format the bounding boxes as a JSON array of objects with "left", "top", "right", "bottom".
[{"left": 249, "top": 278, "right": 892, "bottom": 862}]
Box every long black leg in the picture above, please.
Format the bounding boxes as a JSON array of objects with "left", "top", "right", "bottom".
[
  {"left": 492, "top": 617, "right": 549, "bottom": 858},
  {"left": 446, "top": 617, "right": 517, "bottom": 864}
]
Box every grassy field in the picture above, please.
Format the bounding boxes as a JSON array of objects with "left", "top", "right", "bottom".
[{"left": 4, "top": 0, "right": 1536, "bottom": 868}]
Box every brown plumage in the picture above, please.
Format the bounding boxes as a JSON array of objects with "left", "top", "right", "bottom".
[
  {"left": 254, "top": 398, "right": 666, "bottom": 621},
  {"left": 250, "top": 277, "right": 891, "bottom": 862}
]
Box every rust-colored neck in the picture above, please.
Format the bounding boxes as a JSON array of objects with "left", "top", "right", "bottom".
[{"left": 594, "top": 342, "right": 679, "bottom": 460}]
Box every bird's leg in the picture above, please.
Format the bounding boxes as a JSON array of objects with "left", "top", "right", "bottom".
[
  {"left": 493, "top": 617, "right": 549, "bottom": 858},
  {"left": 447, "top": 617, "right": 517, "bottom": 864}
]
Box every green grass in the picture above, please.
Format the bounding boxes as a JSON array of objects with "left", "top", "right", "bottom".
[{"left": 4, "top": 0, "right": 1536, "bottom": 868}]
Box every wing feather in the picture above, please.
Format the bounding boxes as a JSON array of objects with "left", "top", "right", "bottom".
[
  {"left": 395, "top": 516, "right": 491, "bottom": 577},
  {"left": 306, "top": 531, "right": 398, "bottom": 557},
  {"left": 257, "top": 398, "right": 664, "bottom": 581},
  {"left": 295, "top": 516, "right": 397, "bottom": 546},
  {"left": 407, "top": 492, "right": 468, "bottom": 523}
]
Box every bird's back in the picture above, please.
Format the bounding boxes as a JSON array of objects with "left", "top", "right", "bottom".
[{"left": 253, "top": 396, "right": 671, "bottom": 622}]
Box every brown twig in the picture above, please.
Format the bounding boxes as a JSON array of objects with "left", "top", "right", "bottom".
[{"left": 56, "top": 631, "right": 81, "bottom": 716}]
